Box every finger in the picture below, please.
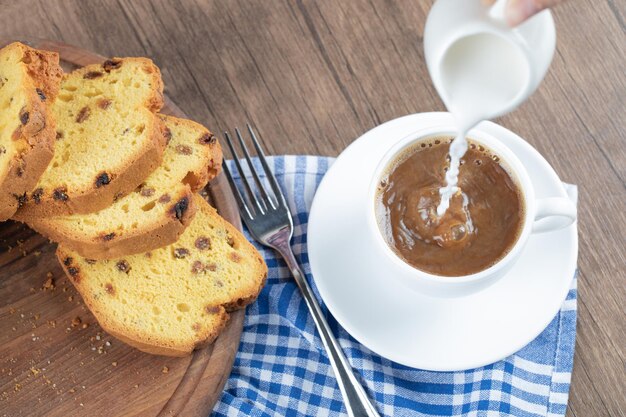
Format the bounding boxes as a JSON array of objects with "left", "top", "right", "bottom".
[
  {"left": 506, "top": 0, "right": 564, "bottom": 26},
  {"left": 506, "top": 0, "right": 539, "bottom": 25}
]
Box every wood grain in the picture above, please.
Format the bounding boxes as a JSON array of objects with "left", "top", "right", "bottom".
[
  {"left": 0, "top": 41, "right": 245, "bottom": 417},
  {"left": 0, "top": 1, "right": 624, "bottom": 416}
]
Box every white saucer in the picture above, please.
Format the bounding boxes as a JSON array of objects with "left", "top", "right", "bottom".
[{"left": 307, "top": 112, "right": 577, "bottom": 371}]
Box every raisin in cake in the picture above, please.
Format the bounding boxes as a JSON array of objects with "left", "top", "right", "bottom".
[
  {"left": 0, "top": 42, "right": 62, "bottom": 221},
  {"left": 58, "top": 194, "right": 267, "bottom": 356},
  {"left": 27, "top": 115, "right": 222, "bottom": 259},
  {"left": 14, "top": 57, "right": 167, "bottom": 219}
]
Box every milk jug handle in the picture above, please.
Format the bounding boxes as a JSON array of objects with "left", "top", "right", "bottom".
[{"left": 489, "top": 0, "right": 509, "bottom": 22}]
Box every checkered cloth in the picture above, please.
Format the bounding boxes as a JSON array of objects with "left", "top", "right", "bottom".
[{"left": 212, "top": 156, "right": 577, "bottom": 417}]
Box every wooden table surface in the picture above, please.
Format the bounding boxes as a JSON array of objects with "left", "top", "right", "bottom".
[{"left": 1, "top": 1, "right": 624, "bottom": 416}]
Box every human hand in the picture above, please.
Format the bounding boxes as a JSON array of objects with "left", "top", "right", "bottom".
[{"left": 483, "top": 0, "right": 565, "bottom": 26}]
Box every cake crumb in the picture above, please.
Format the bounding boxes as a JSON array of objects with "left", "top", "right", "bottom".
[
  {"left": 111, "top": 361, "right": 118, "bottom": 367},
  {"left": 42, "top": 273, "right": 55, "bottom": 290},
  {"left": 162, "top": 366, "right": 169, "bottom": 374},
  {"left": 81, "top": 323, "right": 89, "bottom": 329},
  {"left": 71, "top": 317, "right": 82, "bottom": 327}
]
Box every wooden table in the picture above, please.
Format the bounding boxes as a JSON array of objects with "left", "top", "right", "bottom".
[{"left": 1, "top": 1, "right": 624, "bottom": 416}]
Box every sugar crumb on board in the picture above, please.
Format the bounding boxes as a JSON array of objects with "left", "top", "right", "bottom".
[
  {"left": 42, "top": 273, "right": 55, "bottom": 290},
  {"left": 0, "top": 248, "right": 123, "bottom": 408}
]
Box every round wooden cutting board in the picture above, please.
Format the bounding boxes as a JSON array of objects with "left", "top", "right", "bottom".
[{"left": 0, "top": 39, "right": 244, "bottom": 417}]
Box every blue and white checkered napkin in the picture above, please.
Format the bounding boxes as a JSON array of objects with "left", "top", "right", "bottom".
[{"left": 212, "top": 156, "right": 577, "bottom": 417}]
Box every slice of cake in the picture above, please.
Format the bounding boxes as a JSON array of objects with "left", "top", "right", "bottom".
[
  {"left": 14, "top": 57, "right": 167, "bottom": 219},
  {"left": 57, "top": 194, "right": 267, "bottom": 356},
  {"left": 26, "top": 115, "right": 222, "bottom": 259},
  {"left": 0, "top": 42, "right": 62, "bottom": 221}
]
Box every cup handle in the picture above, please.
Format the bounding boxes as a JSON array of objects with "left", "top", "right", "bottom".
[{"left": 532, "top": 197, "right": 577, "bottom": 233}]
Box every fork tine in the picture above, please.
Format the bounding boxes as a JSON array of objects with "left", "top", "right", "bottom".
[
  {"left": 246, "top": 124, "right": 288, "bottom": 207},
  {"left": 224, "top": 130, "right": 265, "bottom": 215},
  {"left": 221, "top": 160, "right": 253, "bottom": 220},
  {"left": 235, "top": 128, "right": 276, "bottom": 210}
]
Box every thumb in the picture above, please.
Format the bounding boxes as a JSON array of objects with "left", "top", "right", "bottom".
[{"left": 506, "top": 0, "right": 562, "bottom": 26}]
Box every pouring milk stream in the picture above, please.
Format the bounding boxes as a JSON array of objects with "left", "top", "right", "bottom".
[{"left": 423, "top": 0, "right": 556, "bottom": 216}]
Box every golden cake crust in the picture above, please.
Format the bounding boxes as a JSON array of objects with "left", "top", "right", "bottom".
[
  {"left": 14, "top": 57, "right": 166, "bottom": 219},
  {"left": 25, "top": 115, "right": 223, "bottom": 259},
  {"left": 57, "top": 195, "right": 268, "bottom": 357},
  {"left": 30, "top": 186, "right": 197, "bottom": 260},
  {"left": 0, "top": 42, "right": 62, "bottom": 221}
]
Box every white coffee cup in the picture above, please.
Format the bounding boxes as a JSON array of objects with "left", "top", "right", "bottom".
[
  {"left": 424, "top": 0, "right": 556, "bottom": 123},
  {"left": 367, "top": 126, "right": 577, "bottom": 297}
]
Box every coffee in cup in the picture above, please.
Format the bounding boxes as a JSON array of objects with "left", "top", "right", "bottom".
[{"left": 375, "top": 135, "right": 524, "bottom": 277}]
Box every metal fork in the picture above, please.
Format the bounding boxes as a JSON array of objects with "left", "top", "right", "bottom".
[{"left": 222, "top": 125, "right": 380, "bottom": 417}]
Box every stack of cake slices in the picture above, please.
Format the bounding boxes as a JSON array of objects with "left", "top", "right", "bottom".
[{"left": 0, "top": 42, "right": 267, "bottom": 356}]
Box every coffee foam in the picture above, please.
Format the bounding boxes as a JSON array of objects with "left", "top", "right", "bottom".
[
  {"left": 377, "top": 135, "right": 512, "bottom": 188},
  {"left": 375, "top": 135, "right": 527, "bottom": 275},
  {"left": 375, "top": 135, "right": 456, "bottom": 242},
  {"left": 377, "top": 135, "right": 452, "bottom": 188}
]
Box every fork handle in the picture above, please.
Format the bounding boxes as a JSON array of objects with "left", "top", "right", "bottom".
[{"left": 274, "top": 243, "right": 381, "bottom": 417}]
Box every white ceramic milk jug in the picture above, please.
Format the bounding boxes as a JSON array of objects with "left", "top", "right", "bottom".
[{"left": 424, "top": 0, "right": 556, "bottom": 126}]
